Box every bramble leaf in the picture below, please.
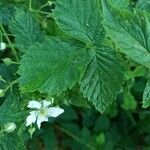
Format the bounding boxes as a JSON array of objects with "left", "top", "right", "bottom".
[
  {"left": 0, "top": 4, "right": 15, "bottom": 25},
  {"left": 0, "top": 93, "right": 26, "bottom": 125},
  {"left": 19, "top": 38, "right": 92, "bottom": 95},
  {"left": 122, "top": 90, "right": 137, "bottom": 110},
  {"left": 0, "top": 64, "right": 17, "bottom": 89},
  {"left": 0, "top": 132, "right": 25, "bottom": 150},
  {"left": 108, "top": 0, "right": 129, "bottom": 9},
  {"left": 53, "top": 0, "right": 105, "bottom": 45},
  {"left": 143, "top": 79, "right": 150, "bottom": 108},
  {"left": 102, "top": 0, "right": 150, "bottom": 68},
  {"left": 136, "top": 0, "right": 150, "bottom": 12},
  {"left": 9, "top": 8, "right": 45, "bottom": 51},
  {"left": 80, "top": 46, "right": 124, "bottom": 112}
]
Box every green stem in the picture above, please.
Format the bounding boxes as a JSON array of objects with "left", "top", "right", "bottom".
[
  {"left": 29, "top": 0, "right": 32, "bottom": 11},
  {"left": 0, "top": 30, "right": 2, "bottom": 42},
  {"left": 0, "top": 24, "right": 19, "bottom": 62},
  {"left": 39, "top": 2, "right": 48, "bottom": 10},
  {"left": 0, "top": 77, "right": 6, "bottom": 83},
  {"left": 1, "top": 33, "right": 14, "bottom": 36},
  {"left": 32, "top": 9, "right": 50, "bottom": 15},
  {"left": 5, "top": 79, "right": 18, "bottom": 93},
  {"left": 54, "top": 125, "right": 95, "bottom": 150}
]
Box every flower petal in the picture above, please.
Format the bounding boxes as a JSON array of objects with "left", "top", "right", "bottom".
[
  {"left": 27, "top": 100, "right": 41, "bottom": 109},
  {"left": 36, "top": 116, "right": 48, "bottom": 129},
  {"left": 48, "top": 107, "right": 64, "bottom": 118},
  {"left": 42, "top": 100, "right": 52, "bottom": 108},
  {"left": 26, "top": 111, "right": 37, "bottom": 127}
]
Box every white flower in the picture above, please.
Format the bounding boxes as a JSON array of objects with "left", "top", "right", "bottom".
[
  {"left": 26, "top": 100, "right": 64, "bottom": 129},
  {"left": 0, "top": 42, "right": 6, "bottom": 51}
]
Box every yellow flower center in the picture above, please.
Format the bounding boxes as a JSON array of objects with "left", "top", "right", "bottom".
[{"left": 39, "top": 108, "right": 48, "bottom": 116}]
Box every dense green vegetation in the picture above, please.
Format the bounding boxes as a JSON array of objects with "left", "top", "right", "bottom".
[{"left": 0, "top": 0, "right": 150, "bottom": 149}]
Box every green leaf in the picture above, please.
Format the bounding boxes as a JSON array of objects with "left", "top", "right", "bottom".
[
  {"left": 0, "top": 4, "right": 15, "bottom": 25},
  {"left": 143, "top": 79, "right": 150, "bottom": 108},
  {"left": 108, "top": 0, "right": 129, "bottom": 9},
  {"left": 9, "top": 8, "right": 45, "bottom": 51},
  {"left": 94, "top": 115, "right": 110, "bottom": 132},
  {"left": 96, "top": 133, "right": 105, "bottom": 145},
  {"left": 67, "top": 86, "right": 89, "bottom": 107},
  {"left": 19, "top": 38, "right": 92, "bottom": 95},
  {"left": 59, "top": 106, "right": 78, "bottom": 121},
  {"left": 80, "top": 46, "right": 124, "bottom": 112},
  {"left": 121, "top": 91, "right": 137, "bottom": 110},
  {"left": 80, "top": 127, "right": 91, "bottom": 143},
  {"left": 0, "top": 132, "right": 25, "bottom": 150},
  {"left": 53, "top": 0, "right": 105, "bottom": 45},
  {"left": 136, "top": 0, "right": 150, "bottom": 12},
  {"left": 41, "top": 126, "right": 56, "bottom": 150},
  {"left": 0, "top": 64, "right": 17, "bottom": 89},
  {"left": 102, "top": 0, "right": 150, "bottom": 68},
  {"left": 0, "top": 93, "right": 25, "bottom": 125},
  {"left": 68, "top": 92, "right": 89, "bottom": 107}
]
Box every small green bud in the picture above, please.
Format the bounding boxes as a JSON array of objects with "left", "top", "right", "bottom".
[
  {"left": 0, "top": 42, "right": 6, "bottom": 51},
  {"left": 4, "top": 123, "right": 16, "bottom": 133},
  {"left": 47, "top": 1, "right": 54, "bottom": 6},
  {"left": 0, "top": 76, "right": 6, "bottom": 83},
  {"left": 96, "top": 133, "right": 105, "bottom": 145},
  {"left": 28, "top": 127, "right": 36, "bottom": 138},
  {"left": 2, "top": 58, "right": 13, "bottom": 65},
  {"left": 0, "top": 89, "right": 5, "bottom": 97},
  {"left": 42, "top": 20, "right": 47, "bottom": 29}
]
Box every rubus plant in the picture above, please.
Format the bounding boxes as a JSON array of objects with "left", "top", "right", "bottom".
[{"left": 0, "top": 0, "right": 150, "bottom": 149}]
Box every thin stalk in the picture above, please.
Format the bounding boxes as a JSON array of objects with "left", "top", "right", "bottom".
[
  {"left": 5, "top": 79, "right": 18, "bottom": 93},
  {"left": 32, "top": 9, "right": 50, "bottom": 15},
  {"left": 29, "top": 0, "right": 32, "bottom": 11},
  {"left": 39, "top": 2, "right": 48, "bottom": 10},
  {"left": 0, "top": 23, "right": 19, "bottom": 61},
  {"left": 54, "top": 124, "right": 96, "bottom": 150}
]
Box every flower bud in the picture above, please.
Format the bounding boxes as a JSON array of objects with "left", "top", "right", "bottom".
[
  {"left": 4, "top": 122, "right": 16, "bottom": 133},
  {"left": 28, "top": 127, "right": 36, "bottom": 138},
  {"left": 48, "top": 1, "right": 54, "bottom": 6},
  {"left": 0, "top": 42, "right": 6, "bottom": 51},
  {"left": 2, "top": 58, "right": 13, "bottom": 65},
  {"left": 0, "top": 89, "right": 5, "bottom": 97}
]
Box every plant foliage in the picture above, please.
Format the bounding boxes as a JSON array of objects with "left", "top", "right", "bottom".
[{"left": 0, "top": 0, "right": 150, "bottom": 149}]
